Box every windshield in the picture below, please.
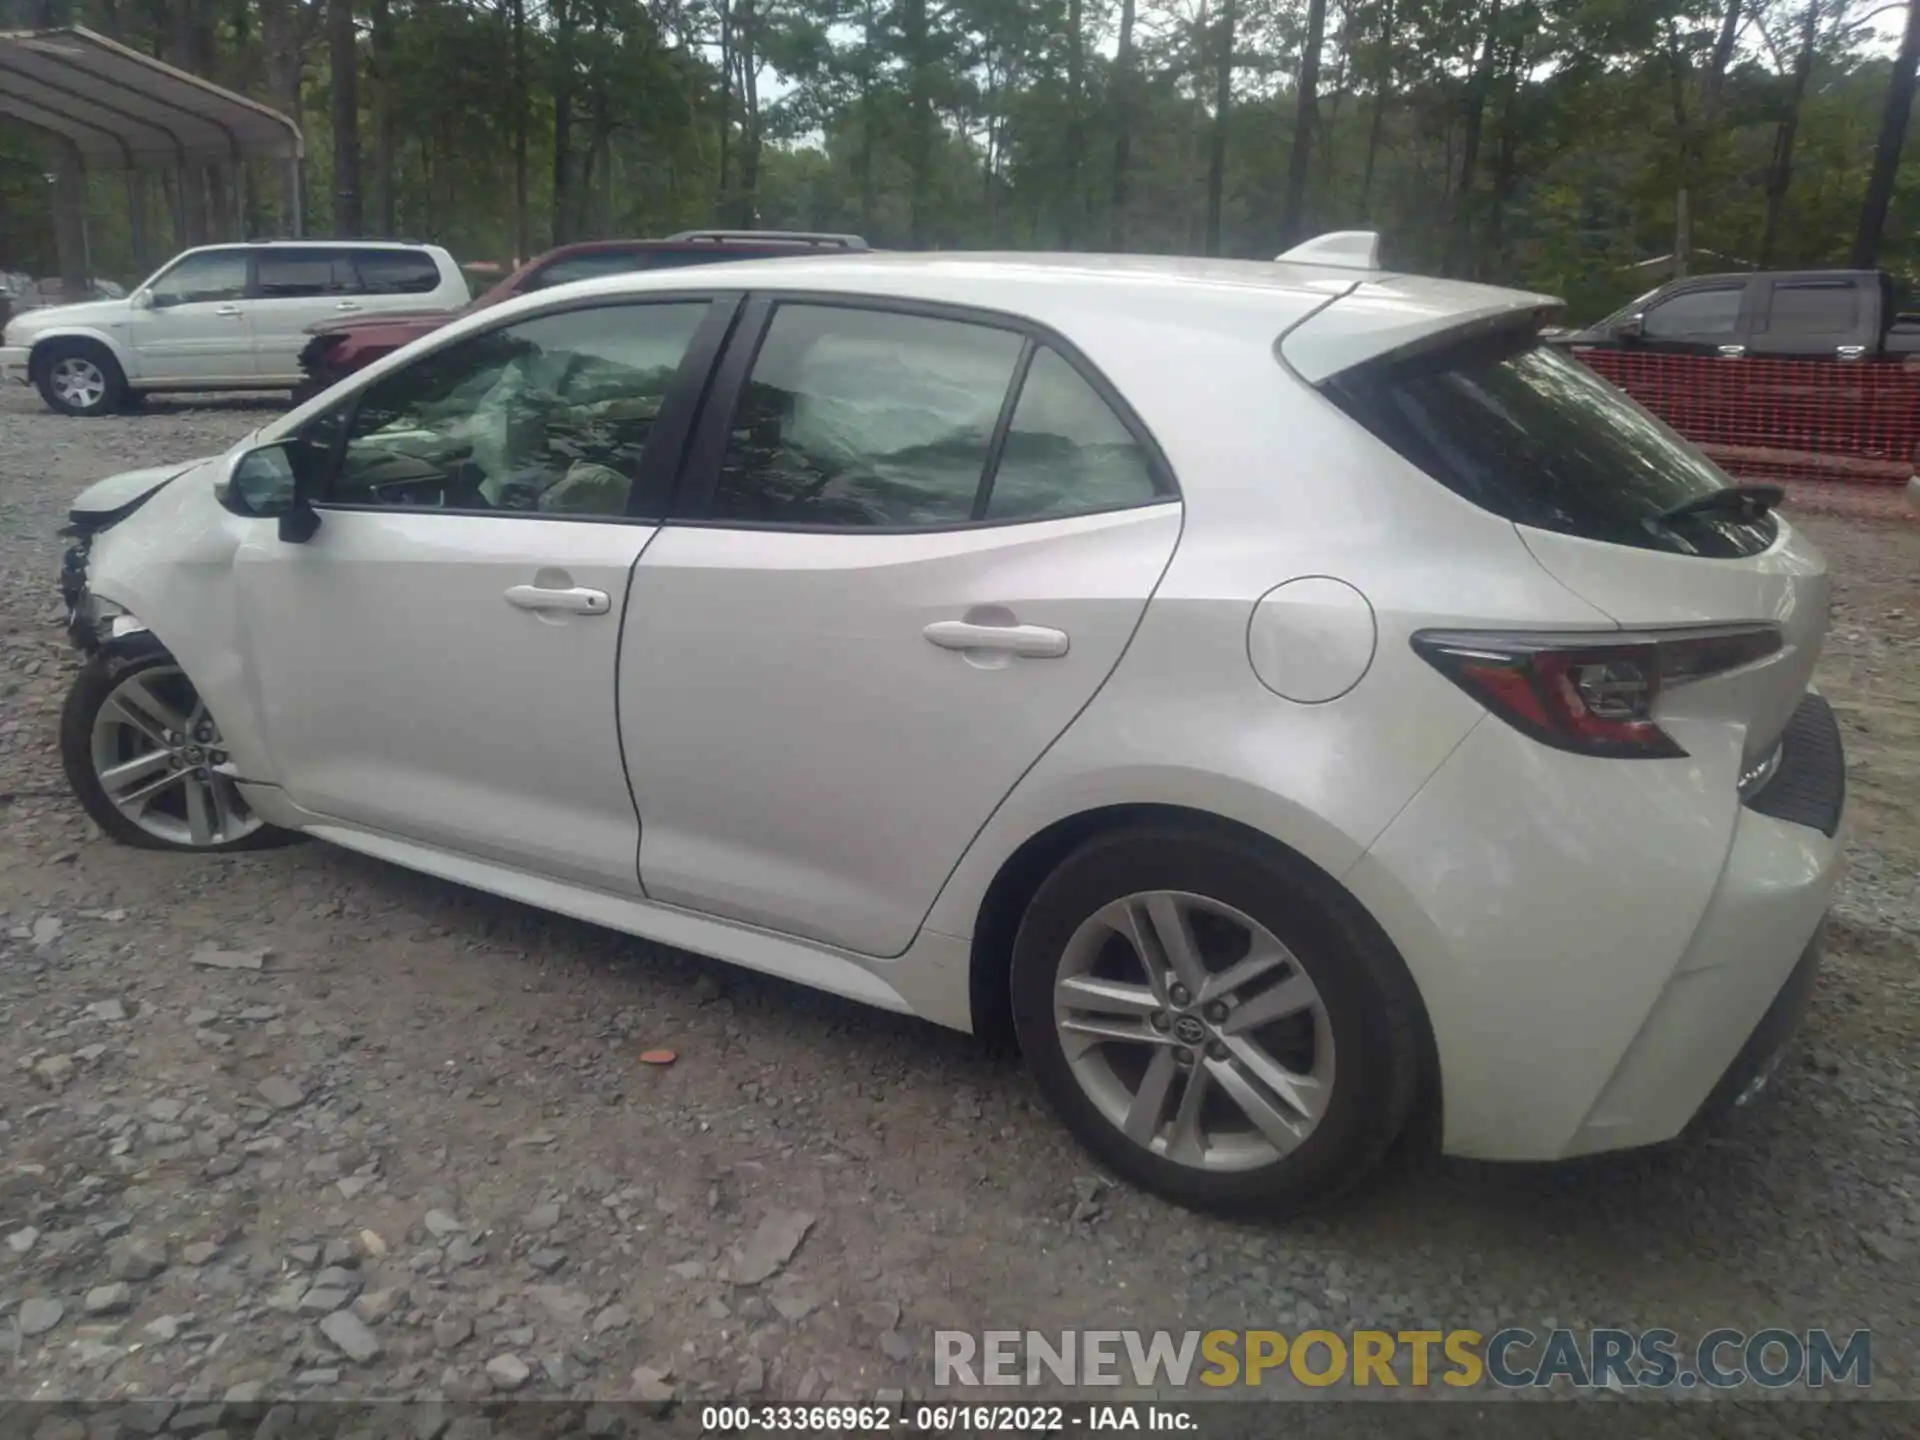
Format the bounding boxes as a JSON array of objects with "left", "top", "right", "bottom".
[{"left": 1322, "top": 332, "right": 1776, "bottom": 558}]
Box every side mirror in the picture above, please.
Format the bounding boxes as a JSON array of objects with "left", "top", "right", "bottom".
[
  {"left": 130, "top": 290, "right": 154, "bottom": 311},
  {"left": 219, "top": 441, "right": 321, "bottom": 542},
  {"left": 1615, "top": 313, "right": 1645, "bottom": 341}
]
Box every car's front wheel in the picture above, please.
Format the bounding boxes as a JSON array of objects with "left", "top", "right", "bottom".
[
  {"left": 61, "top": 646, "right": 295, "bottom": 852},
  {"left": 1010, "top": 825, "right": 1422, "bottom": 1217},
  {"left": 34, "top": 340, "right": 127, "bottom": 417}
]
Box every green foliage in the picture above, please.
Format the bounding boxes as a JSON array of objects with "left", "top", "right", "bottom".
[{"left": 4, "top": 0, "right": 1916, "bottom": 319}]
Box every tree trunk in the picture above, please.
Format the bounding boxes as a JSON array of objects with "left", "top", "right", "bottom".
[
  {"left": 1358, "top": 0, "right": 1395, "bottom": 219},
  {"left": 1670, "top": 0, "right": 1743, "bottom": 276},
  {"left": 1204, "top": 0, "right": 1237, "bottom": 257},
  {"left": 1853, "top": 0, "right": 1920, "bottom": 267},
  {"left": 551, "top": 0, "right": 574, "bottom": 242},
  {"left": 371, "top": 0, "right": 396, "bottom": 235},
  {"left": 329, "top": 0, "right": 361, "bottom": 237},
  {"left": 717, "top": 0, "right": 734, "bottom": 217},
  {"left": 738, "top": 0, "right": 761, "bottom": 227},
  {"left": 1063, "top": 0, "right": 1084, "bottom": 246},
  {"left": 904, "top": 0, "right": 933, "bottom": 248},
  {"left": 1449, "top": 0, "right": 1502, "bottom": 274},
  {"left": 1280, "top": 0, "right": 1327, "bottom": 245},
  {"left": 1759, "top": 0, "right": 1821, "bottom": 268},
  {"left": 1109, "top": 0, "right": 1138, "bottom": 248},
  {"left": 858, "top": 0, "right": 878, "bottom": 233},
  {"left": 259, "top": 0, "right": 311, "bottom": 234},
  {"left": 53, "top": 140, "right": 90, "bottom": 291},
  {"left": 127, "top": 172, "right": 151, "bottom": 274},
  {"left": 510, "top": 0, "right": 529, "bottom": 259}
]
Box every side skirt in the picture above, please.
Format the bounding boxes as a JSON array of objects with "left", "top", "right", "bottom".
[{"left": 236, "top": 783, "right": 975, "bottom": 1032}]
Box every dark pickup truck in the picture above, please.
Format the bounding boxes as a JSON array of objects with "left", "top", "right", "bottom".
[
  {"left": 1551, "top": 269, "right": 1920, "bottom": 360},
  {"left": 1548, "top": 269, "right": 1920, "bottom": 489}
]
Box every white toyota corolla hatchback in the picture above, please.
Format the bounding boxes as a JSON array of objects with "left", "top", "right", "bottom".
[{"left": 54, "top": 236, "right": 1844, "bottom": 1215}]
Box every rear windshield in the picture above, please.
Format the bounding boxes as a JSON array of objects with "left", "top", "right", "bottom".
[
  {"left": 524, "top": 251, "right": 655, "bottom": 290},
  {"left": 1322, "top": 331, "right": 1775, "bottom": 558}
]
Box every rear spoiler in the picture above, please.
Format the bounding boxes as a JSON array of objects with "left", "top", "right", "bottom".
[{"left": 1278, "top": 278, "right": 1563, "bottom": 386}]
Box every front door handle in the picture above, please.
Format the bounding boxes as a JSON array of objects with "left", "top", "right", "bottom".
[
  {"left": 923, "top": 619, "right": 1069, "bottom": 658},
  {"left": 504, "top": 584, "right": 610, "bottom": 616},
  {"left": 215, "top": 305, "right": 244, "bottom": 317},
  {"left": 1717, "top": 344, "right": 1746, "bottom": 358},
  {"left": 334, "top": 300, "right": 361, "bottom": 311}
]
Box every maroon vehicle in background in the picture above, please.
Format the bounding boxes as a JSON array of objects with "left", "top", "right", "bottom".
[{"left": 294, "top": 229, "right": 867, "bottom": 401}]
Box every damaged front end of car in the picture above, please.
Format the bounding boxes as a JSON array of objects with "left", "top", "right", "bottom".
[{"left": 58, "top": 460, "right": 202, "bottom": 653}]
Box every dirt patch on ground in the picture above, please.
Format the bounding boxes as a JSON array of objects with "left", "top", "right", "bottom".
[{"left": 2, "top": 392, "right": 1915, "bottom": 1417}]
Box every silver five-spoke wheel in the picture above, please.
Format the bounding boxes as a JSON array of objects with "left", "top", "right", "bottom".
[
  {"left": 89, "top": 665, "right": 262, "bottom": 848},
  {"left": 49, "top": 355, "right": 108, "bottom": 411},
  {"left": 1053, "top": 890, "right": 1334, "bottom": 1172}
]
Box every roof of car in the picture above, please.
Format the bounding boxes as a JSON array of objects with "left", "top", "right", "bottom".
[
  {"left": 196, "top": 240, "right": 442, "bottom": 251},
  {"left": 487, "top": 249, "right": 1561, "bottom": 381}
]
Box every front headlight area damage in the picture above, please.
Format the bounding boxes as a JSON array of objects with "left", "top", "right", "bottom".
[
  {"left": 61, "top": 522, "right": 149, "bottom": 655},
  {"left": 66, "top": 583, "right": 150, "bottom": 656}
]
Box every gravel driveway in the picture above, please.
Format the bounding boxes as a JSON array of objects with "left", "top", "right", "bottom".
[{"left": 2, "top": 389, "right": 1916, "bottom": 1419}]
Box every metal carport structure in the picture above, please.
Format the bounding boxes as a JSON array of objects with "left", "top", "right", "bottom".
[{"left": 0, "top": 25, "right": 305, "bottom": 235}]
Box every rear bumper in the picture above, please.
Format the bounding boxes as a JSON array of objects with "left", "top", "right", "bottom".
[
  {"left": 1347, "top": 693, "right": 1845, "bottom": 1162},
  {"left": 1686, "top": 924, "right": 1823, "bottom": 1128}
]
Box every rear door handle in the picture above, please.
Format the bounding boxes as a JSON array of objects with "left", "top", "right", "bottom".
[
  {"left": 334, "top": 300, "right": 361, "bottom": 311},
  {"left": 923, "top": 619, "right": 1069, "bottom": 658},
  {"left": 215, "top": 305, "right": 244, "bottom": 317},
  {"left": 504, "top": 584, "right": 610, "bottom": 616}
]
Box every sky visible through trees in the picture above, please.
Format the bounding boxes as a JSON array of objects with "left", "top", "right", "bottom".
[{"left": 3, "top": 0, "right": 1918, "bottom": 321}]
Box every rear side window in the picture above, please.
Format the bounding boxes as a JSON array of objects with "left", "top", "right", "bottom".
[
  {"left": 256, "top": 248, "right": 362, "bottom": 297},
  {"left": 713, "top": 305, "right": 1024, "bottom": 527},
  {"left": 353, "top": 249, "right": 442, "bottom": 294},
  {"left": 1762, "top": 281, "right": 1859, "bottom": 337},
  {"left": 707, "top": 304, "right": 1172, "bottom": 529},
  {"left": 1323, "top": 334, "right": 1775, "bottom": 558}
]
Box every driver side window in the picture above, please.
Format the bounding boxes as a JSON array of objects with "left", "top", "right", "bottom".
[
  {"left": 309, "top": 301, "right": 711, "bottom": 519},
  {"left": 148, "top": 250, "right": 248, "bottom": 307}
]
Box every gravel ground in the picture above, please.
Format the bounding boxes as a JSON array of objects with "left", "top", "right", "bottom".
[{"left": 1, "top": 388, "right": 1916, "bottom": 1422}]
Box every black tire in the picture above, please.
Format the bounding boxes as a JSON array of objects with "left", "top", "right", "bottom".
[
  {"left": 33, "top": 339, "right": 127, "bottom": 417},
  {"left": 1010, "top": 823, "right": 1423, "bottom": 1218},
  {"left": 61, "top": 643, "right": 299, "bottom": 853}
]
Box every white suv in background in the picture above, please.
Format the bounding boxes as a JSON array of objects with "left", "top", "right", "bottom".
[{"left": 0, "top": 241, "right": 467, "bottom": 416}]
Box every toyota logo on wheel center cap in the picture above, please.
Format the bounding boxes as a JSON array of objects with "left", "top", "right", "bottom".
[{"left": 1172, "top": 1014, "right": 1207, "bottom": 1046}]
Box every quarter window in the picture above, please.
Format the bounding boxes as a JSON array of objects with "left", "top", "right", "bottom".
[
  {"left": 712, "top": 304, "right": 1025, "bottom": 527},
  {"left": 148, "top": 251, "right": 248, "bottom": 306},
  {"left": 311, "top": 301, "right": 710, "bottom": 519},
  {"left": 984, "top": 347, "right": 1159, "bottom": 521},
  {"left": 352, "top": 248, "right": 443, "bottom": 294},
  {"left": 256, "top": 248, "right": 362, "bottom": 298}
]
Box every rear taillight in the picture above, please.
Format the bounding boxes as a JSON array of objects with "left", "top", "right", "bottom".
[{"left": 1411, "top": 625, "right": 1782, "bottom": 758}]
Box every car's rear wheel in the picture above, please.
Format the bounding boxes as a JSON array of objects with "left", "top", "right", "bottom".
[
  {"left": 35, "top": 340, "right": 126, "bottom": 417},
  {"left": 1010, "top": 825, "right": 1421, "bottom": 1217},
  {"left": 61, "top": 647, "right": 295, "bottom": 852}
]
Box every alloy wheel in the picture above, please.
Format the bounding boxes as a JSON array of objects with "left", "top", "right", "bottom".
[
  {"left": 1052, "top": 890, "right": 1336, "bottom": 1172},
  {"left": 50, "top": 356, "right": 108, "bottom": 411},
  {"left": 88, "top": 665, "right": 263, "bottom": 847}
]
